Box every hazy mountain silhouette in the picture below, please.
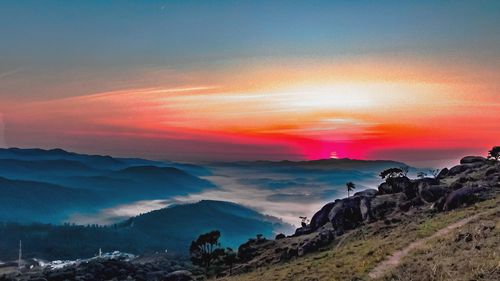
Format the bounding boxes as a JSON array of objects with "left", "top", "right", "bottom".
[
  {"left": 0, "top": 200, "right": 293, "bottom": 260},
  {"left": 0, "top": 177, "right": 98, "bottom": 223}
]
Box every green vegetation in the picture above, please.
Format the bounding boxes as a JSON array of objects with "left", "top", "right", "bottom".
[
  {"left": 488, "top": 146, "right": 500, "bottom": 160},
  {"left": 379, "top": 168, "right": 405, "bottom": 180},
  {"left": 190, "top": 230, "right": 241, "bottom": 278},
  {"left": 190, "top": 230, "right": 225, "bottom": 276}
]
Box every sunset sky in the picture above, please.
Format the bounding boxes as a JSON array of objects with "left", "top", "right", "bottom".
[{"left": 1, "top": 1, "right": 499, "bottom": 166}]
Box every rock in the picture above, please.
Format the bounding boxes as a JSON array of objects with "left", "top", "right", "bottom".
[
  {"left": 275, "top": 233, "right": 286, "bottom": 240},
  {"left": 164, "top": 270, "right": 194, "bottom": 281},
  {"left": 286, "top": 248, "right": 298, "bottom": 259},
  {"left": 294, "top": 226, "right": 313, "bottom": 236},
  {"left": 377, "top": 182, "right": 392, "bottom": 194},
  {"left": 298, "top": 230, "right": 334, "bottom": 257},
  {"left": 237, "top": 238, "right": 274, "bottom": 262},
  {"left": 377, "top": 176, "right": 411, "bottom": 195},
  {"left": 359, "top": 197, "right": 373, "bottom": 222},
  {"left": 328, "top": 197, "right": 365, "bottom": 235},
  {"left": 485, "top": 167, "right": 499, "bottom": 177},
  {"left": 443, "top": 186, "right": 485, "bottom": 211},
  {"left": 418, "top": 184, "right": 449, "bottom": 203},
  {"left": 432, "top": 196, "right": 447, "bottom": 211},
  {"left": 353, "top": 189, "right": 378, "bottom": 198},
  {"left": 460, "top": 156, "right": 487, "bottom": 164},
  {"left": 436, "top": 168, "right": 449, "bottom": 179},
  {"left": 309, "top": 202, "right": 337, "bottom": 231},
  {"left": 370, "top": 194, "right": 399, "bottom": 219},
  {"left": 448, "top": 165, "right": 469, "bottom": 176}
]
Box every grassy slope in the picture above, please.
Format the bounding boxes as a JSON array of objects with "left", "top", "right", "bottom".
[
  {"left": 221, "top": 197, "right": 499, "bottom": 281},
  {"left": 382, "top": 203, "right": 499, "bottom": 281}
]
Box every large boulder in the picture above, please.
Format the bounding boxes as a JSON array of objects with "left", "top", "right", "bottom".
[
  {"left": 328, "top": 197, "right": 365, "bottom": 235},
  {"left": 308, "top": 201, "right": 337, "bottom": 231},
  {"left": 370, "top": 194, "right": 399, "bottom": 219},
  {"left": 460, "top": 156, "right": 487, "bottom": 164},
  {"left": 443, "top": 186, "right": 485, "bottom": 211},
  {"left": 448, "top": 165, "right": 469, "bottom": 176},
  {"left": 436, "top": 168, "right": 449, "bottom": 179},
  {"left": 418, "top": 184, "right": 449, "bottom": 203},
  {"left": 377, "top": 176, "right": 411, "bottom": 195},
  {"left": 294, "top": 226, "right": 313, "bottom": 236}
]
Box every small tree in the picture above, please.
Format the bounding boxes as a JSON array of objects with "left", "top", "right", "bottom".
[
  {"left": 488, "top": 146, "right": 500, "bottom": 160},
  {"left": 223, "top": 247, "right": 237, "bottom": 276},
  {"left": 189, "top": 230, "right": 225, "bottom": 276},
  {"left": 299, "top": 216, "right": 309, "bottom": 228},
  {"left": 417, "top": 171, "right": 427, "bottom": 179},
  {"left": 346, "top": 182, "right": 356, "bottom": 197},
  {"left": 379, "top": 168, "right": 405, "bottom": 180}
]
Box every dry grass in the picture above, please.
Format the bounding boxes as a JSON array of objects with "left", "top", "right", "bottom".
[
  {"left": 382, "top": 205, "right": 499, "bottom": 281},
  {"left": 219, "top": 197, "right": 500, "bottom": 281}
]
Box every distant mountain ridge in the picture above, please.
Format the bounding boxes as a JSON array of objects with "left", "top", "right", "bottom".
[
  {"left": 121, "top": 200, "right": 294, "bottom": 250},
  {"left": 0, "top": 200, "right": 293, "bottom": 260},
  {"left": 214, "top": 157, "right": 411, "bottom": 172},
  {"left": 0, "top": 147, "right": 210, "bottom": 175},
  {"left": 0, "top": 176, "right": 98, "bottom": 222},
  {"left": 0, "top": 148, "right": 215, "bottom": 223}
]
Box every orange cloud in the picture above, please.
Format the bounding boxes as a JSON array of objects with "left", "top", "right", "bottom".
[{"left": 2, "top": 57, "right": 499, "bottom": 163}]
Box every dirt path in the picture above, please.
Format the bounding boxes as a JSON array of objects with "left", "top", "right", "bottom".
[{"left": 368, "top": 213, "right": 483, "bottom": 279}]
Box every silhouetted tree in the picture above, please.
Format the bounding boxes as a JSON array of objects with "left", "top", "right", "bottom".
[
  {"left": 189, "top": 230, "right": 225, "bottom": 276},
  {"left": 299, "top": 216, "right": 309, "bottom": 228},
  {"left": 223, "top": 247, "right": 237, "bottom": 275},
  {"left": 379, "top": 168, "right": 405, "bottom": 180},
  {"left": 488, "top": 146, "right": 500, "bottom": 160},
  {"left": 346, "top": 182, "right": 356, "bottom": 197}
]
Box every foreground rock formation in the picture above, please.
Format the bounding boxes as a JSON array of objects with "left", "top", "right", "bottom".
[{"left": 230, "top": 155, "right": 499, "bottom": 275}]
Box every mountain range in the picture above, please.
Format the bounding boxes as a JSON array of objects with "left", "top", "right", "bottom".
[
  {"left": 0, "top": 147, "right": 423, "bottom": 261},
  {"left": 0, "top": 200, "right": 293, "bottom": 260}
]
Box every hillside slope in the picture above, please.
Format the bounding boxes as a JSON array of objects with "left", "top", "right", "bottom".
[
  {"left": 0, "top": 200, "right": 293, "bottom": 261},
  {"left": 220, "top": 156, "right": 499, "bottom": 280}
]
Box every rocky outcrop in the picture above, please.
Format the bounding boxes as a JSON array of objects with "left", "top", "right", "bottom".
[
  {"left": 378, "top": 176, "right": 412, "bottom": 195},
  {"left": 297, "top": 229, "right": 334, "bottom": 256},
  {"left": 295, "top": 155, "right": 499, "bottom": 238},
  {"left": 328, "top": 196, "right": 369, "bottom": 235},
  {"left": 443, "top": 186, "right": 485, "bottom": 211},
  {"left": 460, "top": 156, "right": 487, "bottom": 164},
  {"left": 295, "top": 190, "right": 376, "bottom": 237},
  {"left": 418, "top": 184, "right": 449, "bottom": 203},
  {"left": 228, "top": 154, "right": 499, "bottom": 275}
]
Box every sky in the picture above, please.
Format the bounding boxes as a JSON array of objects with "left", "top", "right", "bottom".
[{"left": 0, "top": 0, "right": 499, "bottom": 166}]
